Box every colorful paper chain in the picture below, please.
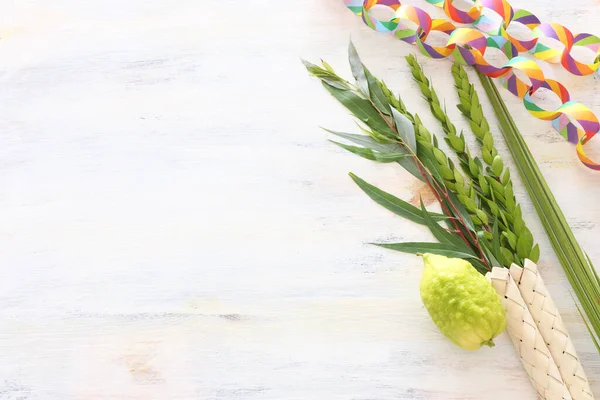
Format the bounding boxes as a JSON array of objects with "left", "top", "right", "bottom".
[{"left": 343, "top": 0, "right": 600, "bottom": 170}]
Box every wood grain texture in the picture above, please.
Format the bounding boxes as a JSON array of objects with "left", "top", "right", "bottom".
[{"left": 1, "top": 1, "right": 600, "bottom": 399}]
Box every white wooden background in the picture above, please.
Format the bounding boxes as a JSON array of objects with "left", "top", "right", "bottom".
[{"left": 2, "top": 1, "right": 600, "bottom": 399}]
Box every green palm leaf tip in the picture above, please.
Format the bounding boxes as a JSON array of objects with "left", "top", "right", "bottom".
[
  {"left": 476, "top": 70, "right": 600, "bottom": 351},
  {"left": 405, "top": 54, "right": 537, "bottom": 268}
]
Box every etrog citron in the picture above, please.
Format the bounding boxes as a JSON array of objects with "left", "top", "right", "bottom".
[{"left": 419, "top": 253, "right": 506, "bottom": 350}]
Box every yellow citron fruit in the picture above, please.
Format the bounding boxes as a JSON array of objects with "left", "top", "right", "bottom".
[{"left": 419, "top": 253, "right": 506, "bottom": 350}]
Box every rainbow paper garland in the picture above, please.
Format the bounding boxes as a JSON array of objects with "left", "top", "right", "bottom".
[{"left": 344, "top": 0, "right": 600, "bottom": 170}]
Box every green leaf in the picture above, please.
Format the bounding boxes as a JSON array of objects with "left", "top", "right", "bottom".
[
  {"left": 485, "top": 198, "right": 499, "bottom": 216},
  {"left": 354, "top": 122, "right": 393, "bottom": 143},
  {"left": 468, "top": 158, "right": 479, "bottom": 176},
  {"left": 514, "top": 216, "right": 525, "bottom": 236},
  {"left": 323, "top": 129, "right": 399, "bottom": 153},
  {"left": 433, "top": 148, "right": 447, "bottom": 165},
  {"left": 330, "top": 141, "right": 408, "bottom": 162},
  {"left": 420, "top": 198, "right": 470, "bottom": 251},
  {"left": 503, "top": 230, "right": 517, "bottom": 250},
  {"left": 349, "top": 173, "right": 447, "bottom": 225},
  {"left": 348, "top": 41, "right": 369, "bottom": 96},
  {"left": 470, "top": 258, "right": 492, "bottom": 273},
  {"left": 414, "top": 114, "right": 430, "bottom": 141},
  {"left": 441, "top": 165, "right": 454, "bottom": 180},
  {"left": 373, "top": 241, "right": 478, "bottom": 259},
  {"left": 529, "top": 243, "right": 540, "bottom": 263},
  {"left": 397, "top": 157, "right": 426, "bottom": 182},
  {"left": 471, "top": 101, "right": 483, "bottom": 123},
  {"left": 302, "top": 59, "right": 352, "bottom": 90},
  {"left": 302, "top": 58, "right": 319, "bottom": 71},
  {"left": 454, "top": 168, "right": 465, "bottom": 187},
  {"left": 475, "top": 209, "right": 489, "bottom": 225},
  {"left": 391, "top": 108, "right": 417, "bottom": 154},
  {"left": 447, "top": 135, "right": 465, "bottom": 152},
  {"left": 321, "top": 83, "right": 393, "bottom": 136},
  {"left": 501, "top": 168, "right": 511, "bottom": 185},
  {"left": 492, "top": 155, "right": 504, "bottom": 176},
  {"left": 482, "top": 147, "right": 493, "bottom": 165},
  {"left": 364, "top": 67, "right": 391, "bottom": 115},
  {"left": 492, "top": 218, "right": 500, "bottom": 261},
  {"left": 326, "top": 129, "right": 423, "bottom": 180},
  {"left": 447, "top": 191, "right": 476, "bottom": 231},
  {"left": 483, "top": 131, "right": 494, "bottom": 148},
  {"left": 514, "top": 204, "right": 522, "bottom": 219},
  {"left": 500, "top": 247, "right": 514, "bottom": 266},
  {"left": 321, "top": 78, "right": 352, "bottom": 90},
  {"left": 479, "top": 175, "right": 490, "bottom": 195},
  {"left": 458, "top": 195, "right": 477, "bottom": 213},
  {"left": 479, "top": 238, "right": 501, "bottom": 269},
  {"left": 321, "top": 59, "right": 335, "bottom": 73},
  {"left": 417, "top": 143, "right": 444, "bottom": 183},
  {"left": 516, "top": 232, "right": 533, "bottom": 259},
  {"left": 485, "top": 176, "right": 505, "bottom": 197}
]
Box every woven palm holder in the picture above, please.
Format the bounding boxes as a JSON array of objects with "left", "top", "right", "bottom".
[
  {"left": 488, "top": 267, "right": 572, "bottom": 400},
  {"left": 509, "top": 260, "right": 594, "bottom": 400}
]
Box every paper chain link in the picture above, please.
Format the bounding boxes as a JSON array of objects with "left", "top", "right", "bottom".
[{"left": 344, "top": 0, "right": 600, "bottom": 170}]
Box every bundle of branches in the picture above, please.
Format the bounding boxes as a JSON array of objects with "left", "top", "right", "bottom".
[{"left": 303, "top": 43, "right": 594, "bottom": 399}]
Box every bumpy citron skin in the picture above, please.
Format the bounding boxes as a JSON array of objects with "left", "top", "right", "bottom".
[{"left": 420, "top": 253, "right": 506, "bottom": 350}]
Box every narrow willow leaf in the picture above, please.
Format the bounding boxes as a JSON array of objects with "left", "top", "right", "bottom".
[
  {"left": 420, "top": 198, "right": 470, "bottom": 251},
  {"left": 321, "top": 82, "right": 393, "bottom": 136},
  {"left": 373, "top": 242, "right": 477, "bottom": 259},
  {"left": 417, "top": 143, "right": 444, "bottom": 183},
  {"left": 331, "top": 141, "right": 407, "bottom": 163},
  {"left": 324, "top": 129, "right": 423, "bottom": 181},
  {"left": 364, "top": 67, "right": 391, "bottom": 115},
  {"left": 349, "top": 173, "right": 446, "bottom": 225},
  {"left": 302, "top": 60, "right": 352, "bottom": 90},
  {"left": 321, "top": 78, "right": 352, "bottom": 90},
  {"left": 391, "top": 108, "right": 417, "bottom": 154},
  {"left": 447, "top": 191, "right": 476, "bottom": 231},
  {"left": 355, "top": 122, "right": 394, "bottom": 144},
  {"left": 323, "top": 129, "right": 398, "bottom": 153},
  {"left": 492, "top": 218, "right": 500, "bottom": 261},
  {"left": 348, "top": 41, "right": 369, "bottom": 95},
  {"left": 479, "top": 239, "right": 501, "bottom": 269},
  {"left": 301, "top": 58, "right": 319, "bottom": 70},
  {"left": 321, "top": 59, "right": 335, "bottom": 73},
  {"left": 397, "top": 157, "right": 426, "bottom": 182},
  {"left": 470, "top": 258, "right": 492, "bottom": 273}
]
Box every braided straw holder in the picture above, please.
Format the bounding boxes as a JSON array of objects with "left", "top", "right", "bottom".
[
  {"left": 488, "top": 267, "right": 572, "bottom": 400},
  {"left": 510, "top": 260, "right": 594, "bottom": 400}
]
